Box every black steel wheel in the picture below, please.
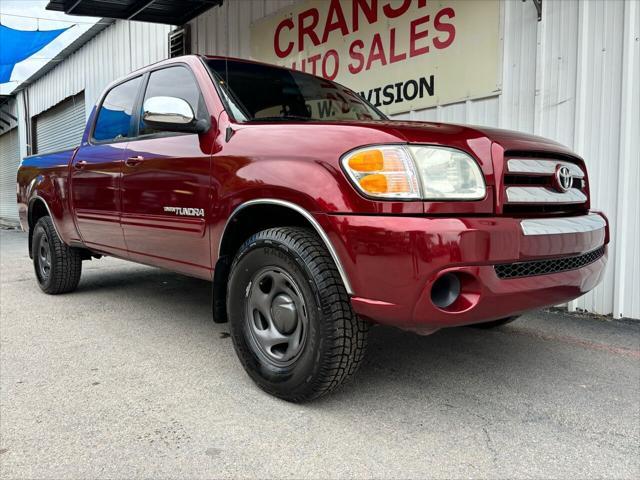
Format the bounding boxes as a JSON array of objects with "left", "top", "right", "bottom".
[
  {"left": 227, "top": 227, "right": 369, "bottom": 402},
  {"left": 36, "top": 231, "right": 52, "bottom": 281},
  {"left": 32, "top": 216, "right": 82, "bottom": 294},
  {"left": 245, "top": 267, "right": 309, "bottom": 367}
]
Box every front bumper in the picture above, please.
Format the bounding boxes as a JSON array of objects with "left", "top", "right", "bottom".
[{"left": 316, "top": 212, "right": 608, "bottom": 330}]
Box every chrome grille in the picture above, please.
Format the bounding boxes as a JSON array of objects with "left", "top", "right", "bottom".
[
  {"left": 507, "top": 159, "right": 584, "bottom": 177},
  {"left": 506, "top": 186, "right": 587, "bottom": 204},
  {"left": 494, "top": 247, "right": 605, "bottom": 279},
  {"left": 503, "top": 157, "right": 588, "bottom": 214}
]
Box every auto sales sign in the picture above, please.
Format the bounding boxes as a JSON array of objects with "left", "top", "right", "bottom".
[{"left": 250, "top": 0, "right": 501, "bottom": 115}]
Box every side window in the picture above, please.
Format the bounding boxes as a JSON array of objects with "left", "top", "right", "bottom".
[
  {"left": 139, "top": 66, "right": 205, "bottom": 136},
  {"left": 92, "top": 77, "right": 142, "bottom": 142}
]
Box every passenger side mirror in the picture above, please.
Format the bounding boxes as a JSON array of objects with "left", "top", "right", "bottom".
[{"left": 142, "top": 96, "right": 209, "bottom": 134}]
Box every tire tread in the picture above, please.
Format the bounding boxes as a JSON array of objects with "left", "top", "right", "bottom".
[
  {"left": 230, "top": 226, "right": 369, "bottom": 401},
  {"left": 34, "top": 216, "right": 82, "bottom": 294}
]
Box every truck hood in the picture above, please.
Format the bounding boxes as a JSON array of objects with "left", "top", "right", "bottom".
[{"left": 346, "top": 119, "right": 576, "bottom": 158}]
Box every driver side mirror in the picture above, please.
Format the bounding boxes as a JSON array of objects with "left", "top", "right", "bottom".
[{"left": 142, "top": 96, "right": 210, "bottom": 134}]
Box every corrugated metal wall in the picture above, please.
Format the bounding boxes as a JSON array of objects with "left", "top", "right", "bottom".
[
  {"left": 0, "top": 128, "right": 20, "bottom": 223},
  {"left": 613, "top": 0, "right": 640, "bottom": 321},
  {"left": 190, "top": 0, "right": 639, "bottom": 319},
  {"left": 0, "top": 97, "right": 20, "bottom": 224},
  {"left": 25, "top": 21, "right": 170, "bottom": 120},
  {"left": 34, "top": 93, "right": 86, "bottom": 155}
]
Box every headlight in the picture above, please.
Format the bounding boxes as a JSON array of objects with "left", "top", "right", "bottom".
[
  {"left": 408, "top": 146, "right": 486, "bottom": 200},
  {"left": 342, "top": 145, "right": 485, "bottom": 201}
]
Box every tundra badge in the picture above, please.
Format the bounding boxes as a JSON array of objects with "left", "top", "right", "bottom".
[{"left": 163, "top": 206, "right": 205, "bottom": 217}]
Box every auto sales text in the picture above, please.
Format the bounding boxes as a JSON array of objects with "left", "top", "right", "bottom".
[{"left": 273, "top": 0, "right": 456, "bottom": 80}]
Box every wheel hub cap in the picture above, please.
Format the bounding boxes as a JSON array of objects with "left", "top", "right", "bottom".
[
  {"left": 245, "top": 268, "right": 308, "bottom": 366},
  {"left": 38, "top": 234, "right": 52, "bottom": 280},
  {"left": 271, "top": 293, "right": 298, "bottom": 334}
]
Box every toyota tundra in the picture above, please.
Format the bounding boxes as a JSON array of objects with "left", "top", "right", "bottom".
[{"left": 17, "top": 55, "right": 609, "bottom": 401}]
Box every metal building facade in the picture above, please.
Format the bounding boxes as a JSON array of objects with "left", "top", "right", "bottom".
[
  {"left": 188, "top": 0, "right": 639, "bottom": 319},
  {"left": 18, "top": 20, "right": 170, "bottom": 121}
]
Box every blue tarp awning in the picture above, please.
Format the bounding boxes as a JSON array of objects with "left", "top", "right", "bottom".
[{"left": 0, "top": 24, "right": 69, "bottom": 83}]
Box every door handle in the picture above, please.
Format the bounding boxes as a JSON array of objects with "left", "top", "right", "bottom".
[
  {"left": 74, "top": 160, "right": 88, "bottom": 169},
  {"left": 125, "top": 155, "right": 144, "bottom": 167}
]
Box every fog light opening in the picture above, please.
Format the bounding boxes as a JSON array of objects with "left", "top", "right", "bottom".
[{"left": 431, "top": 273, "right": 461, "bottom": 309}]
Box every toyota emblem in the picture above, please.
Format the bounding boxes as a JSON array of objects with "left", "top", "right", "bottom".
[{"left": 555, "top": 166, "right": 573, "bottom": 192}]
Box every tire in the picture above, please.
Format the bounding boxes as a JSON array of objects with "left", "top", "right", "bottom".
[
  {"left": 32, "top": 216, "right": 82, "bottom": 294},
  {"left": 227, "top": 227, "right": 369, "bottom": 402},
  {"left": 471, "top": 316, "right": 520, "bottom": 329}
]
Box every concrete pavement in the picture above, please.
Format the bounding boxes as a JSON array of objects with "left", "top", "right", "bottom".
[{"left": 1, "top": 229, "right": 638, "bottom": 479}]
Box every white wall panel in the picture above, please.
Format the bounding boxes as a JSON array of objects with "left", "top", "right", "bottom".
[
  {"left": 190, "top": 0, "right": 295, "bottom": 57},
  {"left": 498, "top": 0, "right": 538, "bottom": 132},
  {"left": 612, "top": 0, "right": 640, "bottom": 320},
  {"left": 568, "top": 0, "right": 624, "bottom": 315},
  {"left": 0, "top": 128, "right": 20, "bottom": 223}
]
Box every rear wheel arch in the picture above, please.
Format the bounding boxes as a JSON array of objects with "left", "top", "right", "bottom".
[
  {"left": 213, "top": 199, "right": 352, "bottom": 323},
  {"left": 27, "top": 197, "right": 58, "bottom": 258}
]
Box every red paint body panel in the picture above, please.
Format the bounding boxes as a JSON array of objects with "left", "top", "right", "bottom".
[
  {"left": 16, "top": 55, "right": 609, "bottom": 329},
  {"left": 317, "top": 213, "right": 608, "bottom": 329},
  {"left": 18, "top": 149, "right": 80, "bottom": 243},
  {"left": 122, "top": 134, "right": 212, "bottom": 275},
  {"left": 71, "top": 142, "right": 128, "bottom": 253}
]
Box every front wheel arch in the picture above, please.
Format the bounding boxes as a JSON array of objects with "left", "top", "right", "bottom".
[{"left": 213, "top": 200, "right": 352, "bottom": 323}]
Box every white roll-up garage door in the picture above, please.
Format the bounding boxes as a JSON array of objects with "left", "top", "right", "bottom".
[
  {"left": 0, "top": 128, "right": 20, "bottom": 224},
  {"left": 34, "top": 92, "right": 86, "bottom": 154}
]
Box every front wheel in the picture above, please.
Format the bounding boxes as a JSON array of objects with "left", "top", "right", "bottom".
[
  {"left": 32, "top": 216, "right": 82, "bottom": 294},
  {"left": 227, "top": 227, "right": 369, "bottom": 402}
]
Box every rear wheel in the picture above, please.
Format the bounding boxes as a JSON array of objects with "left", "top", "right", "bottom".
[
  {"left": 32, "top": 216, "right": 82, "bottom": 294},
  {"left": 472, "top": 316, "right": 520, "bottom": 329},
  {"left": 227, "top": 227, "right": 369, "bottom": 402}
]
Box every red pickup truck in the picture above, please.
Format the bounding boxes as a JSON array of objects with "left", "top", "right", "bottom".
[{"left": 17, "top": 55, "right": 608, "bottom": 401}]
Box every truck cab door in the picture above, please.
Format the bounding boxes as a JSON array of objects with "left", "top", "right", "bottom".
[
  {"left": 120, "top": 65, "right": 212, "bottom": 277},
  {"left": 71, "top": 76, "right": 143, "bottom": 255}
]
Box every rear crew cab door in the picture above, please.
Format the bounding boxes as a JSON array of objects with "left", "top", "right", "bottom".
[
  {"left": 70, "top": 75, "right": 143, "bottom": 255},
  {"left": 121, "top": 64, "right": 212, "bottom": 277}
]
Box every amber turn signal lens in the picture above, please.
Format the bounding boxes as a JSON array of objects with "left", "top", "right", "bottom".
[
  {"left": 347, "top": 149, "right": 384, "bottom": 172},
  {"left": 341, "top": 145, "right": 421, "bottom": 199},
  {"left": 359, "top": 174, "right": 388, "bottom": 193}
]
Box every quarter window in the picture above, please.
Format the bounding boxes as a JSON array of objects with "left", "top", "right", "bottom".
[
  {"left": 92, "top": 77, "right": 142, "bottom": 142},
  {"left": 139, "top": 66, "right": 205, "bottom": 136}
]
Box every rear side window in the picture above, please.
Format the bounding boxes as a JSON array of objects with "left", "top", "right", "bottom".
[
  {"left": 139, "top": 66, "right": 205, "bottom": 136},
  {"left": 93, "top": 76, "right": 142, "bottom": 142}
]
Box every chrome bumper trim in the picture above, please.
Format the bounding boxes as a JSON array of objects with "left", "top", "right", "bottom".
[
  {"left": 507, "top": 159, "right": 585, "bottom": 178},
  {"left": 520, "top": 214, "right": 606, "bottom": 236},
  {"left": 506, "top": 186, "right": 587, "bottom": 204}
]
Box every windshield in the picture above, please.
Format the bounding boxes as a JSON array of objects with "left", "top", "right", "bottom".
[{"left": 205, "top": 58, "right": 386, "bottom": 123}]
